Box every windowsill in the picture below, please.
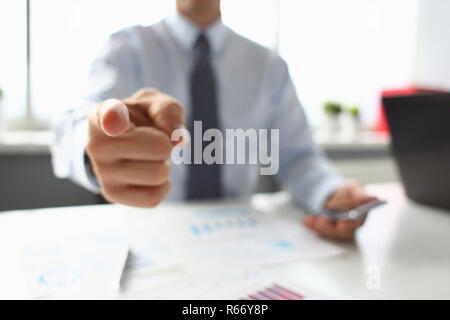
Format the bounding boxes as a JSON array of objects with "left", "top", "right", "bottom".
[
  {"left": 0, "top": 131, "right": 51, "bottom": 155},
  {"left": 0, "top": 129, "right": 389, "bottom": 156},
  {"left": 314, "top": 130, "right": 390, "bottom": 151}
]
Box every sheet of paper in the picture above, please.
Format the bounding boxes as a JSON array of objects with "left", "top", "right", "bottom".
[
  {"left": 124, "top": 266, "right": 329, "bottom": 300},
  {"left": 226, "top": 280, "right": 329, "bottom": 300},
  {"left": 20, "top": 233, "right": 129, "bottom": 298},
  {"left": 127, "top": 266, "right": 265, "bottom": 300},
  {"left": 164, "top": 206, "right": 346, "bottom": 268},
  {"left": 121, "top": 224, "right": 182, "bottom": 273}
]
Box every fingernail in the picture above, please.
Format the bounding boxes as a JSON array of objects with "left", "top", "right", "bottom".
[
  {"left": 100, "top": 102, "right": 130, "bottom": 136},
  {"left": 104, "top": 101, "right": 129, "bottom": 122}
]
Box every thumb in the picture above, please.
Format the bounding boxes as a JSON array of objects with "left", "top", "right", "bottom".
[
  {"left": 154, "top": 102, "right": 190, "bottom": 146},
  {"left": 148, "top": 99, "right": 186, "bottom": 135},
  {"left": 144, "top": 95, "right": 189, "bottom": 146},
  {"left": 123, "top": 89, "right": 189, "bottom": 145},
  {"left": 97, "top": 99, "right": 132, "bottom": 137},
  {"left": 349, "top": 185, "right": 378, "bottom": 207},
  {"left": 352, "top": 193, "right": 378, "bottom": 208}
]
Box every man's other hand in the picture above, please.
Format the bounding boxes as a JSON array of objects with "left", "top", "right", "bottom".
[
  {"left": 302, "top": 181, "right": 377, "bottom": 241},
  {"left": 86, "top": 88, "right": 187, "bottom": 208}
]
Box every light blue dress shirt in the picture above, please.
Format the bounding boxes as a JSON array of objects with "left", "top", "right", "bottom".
[{"left": 52, "top": 12, "right": 344, "bottom": 212}]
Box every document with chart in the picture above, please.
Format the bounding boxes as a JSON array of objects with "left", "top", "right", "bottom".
[
  {"left": 20, "top": 233, "right": 130, "bottom": 298},
  {"left": 163, "top": 204, "right": 346, "bottom": 267}
]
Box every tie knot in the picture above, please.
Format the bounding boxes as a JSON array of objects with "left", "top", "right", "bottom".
[{"left": 194, "top": 33, "right": 211, "bottom": 57}]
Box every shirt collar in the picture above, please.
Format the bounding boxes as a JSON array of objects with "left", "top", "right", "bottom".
[{"left": 165, "top": 11, "right": 228, "bottom": 54}]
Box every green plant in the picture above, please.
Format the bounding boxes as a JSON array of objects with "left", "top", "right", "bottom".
[
  {"left": 0, "top": 87, "right": 3, "bottom": 99},
  {"left": 323, "top": 101, "right": 342, "bottom": 115},
  {"left": 347, "top": 104, "right": 360, "bottom": 117}
]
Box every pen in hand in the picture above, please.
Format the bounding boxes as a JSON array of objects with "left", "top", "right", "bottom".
[{"left": 318, "top": 199, "right": 387, "bottom": 222}]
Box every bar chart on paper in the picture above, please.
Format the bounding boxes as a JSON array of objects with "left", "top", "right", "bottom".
[
  {"left": 235, "top": 282, "right": 328, "bottom": 300},
  {"left": 243, "top": 283, "right": 304, "bottom": 300},
  {"left": 165, "top": 207, "right": 346, "bottom": 266},
  {"left": 188, "top": 208, "right": 258, "bottom": 237}
]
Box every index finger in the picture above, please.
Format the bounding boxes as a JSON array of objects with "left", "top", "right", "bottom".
[{"left": 124, "top": 89, "right": 186, "bottom": 137}]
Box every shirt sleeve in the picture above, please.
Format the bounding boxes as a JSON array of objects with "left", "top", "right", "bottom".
[
  {"left": 51, "top": 29, "right": 141, "bottom": 192},
  {"left": 269, "top": 56, "right": 344, "bottom": 213},
  {"left": 51, "top": 100, "right": 100, "bottom": 193}
]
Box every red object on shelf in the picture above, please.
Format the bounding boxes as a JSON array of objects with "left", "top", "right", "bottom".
[{"left": 374, "top": 85, "right": 446, "bottom": 134}]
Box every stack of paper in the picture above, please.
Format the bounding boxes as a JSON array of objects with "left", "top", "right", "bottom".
[{"left": 20, "top": 202, "right": 345, "bottom": 299}]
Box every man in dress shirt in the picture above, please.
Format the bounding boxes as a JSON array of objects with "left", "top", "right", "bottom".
[{"left": 52, "top": 0, "right": 376, "bottom": 241}]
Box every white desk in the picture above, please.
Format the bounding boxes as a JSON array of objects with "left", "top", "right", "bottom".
[{"left": 1, "top": 183, "right": 449, "bottom": 299}]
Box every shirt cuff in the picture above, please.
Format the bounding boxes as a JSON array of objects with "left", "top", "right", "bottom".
[
  {"left": 71, "top": 120, "right": 101, "bottom": 193},
  {"left": 305, "top": 174, "right": 344, "bottom": 213}
]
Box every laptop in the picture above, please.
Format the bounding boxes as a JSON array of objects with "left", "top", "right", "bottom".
[{"left": 383, "top": 93, "right": 450, "bottom": 211}]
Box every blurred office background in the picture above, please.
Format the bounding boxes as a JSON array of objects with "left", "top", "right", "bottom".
[{"left": 0, "top": 0, "right": 449, "bottom": 211}]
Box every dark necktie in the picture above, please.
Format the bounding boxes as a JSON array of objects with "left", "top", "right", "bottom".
[{"left": 186, "top": 34, "right": 222, "bottom": 200}]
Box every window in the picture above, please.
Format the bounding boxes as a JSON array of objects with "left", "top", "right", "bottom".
[
  {"left": 0, "top": 0, "right": 27, "bottom": 120},
  {"left": 278, "top": 0, "right": 419, "bottom": 126},
  {"left": 0, "top": 0, "right": 440, "bottom": 132},
  {"left": 30, "top": 0, "right": 174, "bottom": 124},
  {"left": 222, "top": 0, "right": 279, "bottom": 50}
]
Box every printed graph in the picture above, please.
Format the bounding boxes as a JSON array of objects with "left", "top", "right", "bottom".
[
  {"left": 190, "top": 217, "right": 258, "bottom": 236},
  {"left": 240, "top": 283, "right": 304, "bottom": 300}
]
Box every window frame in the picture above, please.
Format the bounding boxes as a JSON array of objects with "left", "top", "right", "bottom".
[{"left": 7, "top": 0, "right": 49, "bottom": 131}]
